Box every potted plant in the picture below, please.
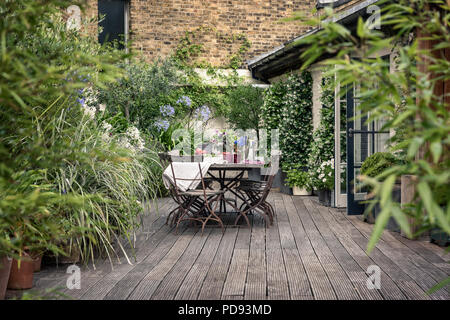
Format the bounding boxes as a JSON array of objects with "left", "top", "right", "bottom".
[
  {"left": 360, "top": 152, "right": 403, "bottom": 231},
  {"left": 0, "top": 229, "right": 14, "bottom": 300},
  {"left": 1, "top": 171, "right": 66, "bottom": 290},
  {"left": 285, "top": 164, "right": 312, "bottom": 196},
  {"left": 429, "top": 183, "right": 450, "bottom": 246},
  {"left": 7, "top": 252, "right": 35, "bottom": 290},
  {"left": 310, "top": 159, "right": 334, "bottom": 207},
  {"left": 0, "top": 256, "right": 12, "bottom": 300}
]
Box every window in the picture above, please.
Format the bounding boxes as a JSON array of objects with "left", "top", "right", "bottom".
[
  {"left": 98, "top": 0, "right": 129, "bottom": 49},
  {"left": 316, "top": 0, "right": 352, "bottom": 9}
]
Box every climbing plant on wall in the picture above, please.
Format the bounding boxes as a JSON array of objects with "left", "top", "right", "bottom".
[
  {"left": 173, "top": 26, "right": 252, "bottom": 69},
  {"left": 279, "top": 72, "right": 314, "bottom": 169},
  {"left": 262, "top": 72, "right": 314, "bottom": 169},
  {"left": 309, "top": 75, "right": 335, "bottom": 166},
  {"left": 262, "top": 80, "right": 286, "bottom": 130}
]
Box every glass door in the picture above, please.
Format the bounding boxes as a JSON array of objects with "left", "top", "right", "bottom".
[
  {"left": 334, "top": 77, "right": 347, "bottom": 208},
  {"left": 346, "top": 83, "right": 390, "bottom": 214}
]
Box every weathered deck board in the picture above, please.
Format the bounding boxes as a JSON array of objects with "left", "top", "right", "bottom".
[
  {"left": 23, "top": 194, "right": 449, "bottom": 301},
  {"left": 197, "top": 228, "right": 239, "bottom": 300},
  {"left": 289, "top": 196, "right": 338, "bottom": 300},
  {"left": 244, "top": 215, "right": 267, "bottom": 300},
  {"left": 150, "top": 228, "right": 213, "bottom": 300},
  {"left": 221, "top": 221, "right": 252, "bottom": 299},
  {"left": 347, "top": 215, "right": 449, "bottom": 300},
  {"left": 314, "top": 205, "right": 407, "bottom": 300},
  {"left": 325, "top": 204, "right": 436, "bottom": 300},
  {"left": 175, "top": 228, "right": 225, "bottom": 300}
]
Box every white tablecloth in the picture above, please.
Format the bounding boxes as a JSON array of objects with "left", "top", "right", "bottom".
[{"left": 162, "top": 158, "right": 226, "bottom": 191}]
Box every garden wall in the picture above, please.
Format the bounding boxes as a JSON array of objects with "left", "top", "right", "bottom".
[{"left": 85, "top": 0, "right": 315, "bottom": 67}]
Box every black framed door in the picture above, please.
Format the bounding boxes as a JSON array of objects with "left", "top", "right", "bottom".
[
  {"left": 98, "top": 0, "right": 127, "bottom": 49},
  {"left": 346, "top": 83, "right": 390, "bottom": 215}
]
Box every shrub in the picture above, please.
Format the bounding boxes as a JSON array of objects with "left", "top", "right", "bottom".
[
  {"left": 307, "top": 75, "right": 335, "bottom": 190},
  {"left": 360, "top": 152, "right": 402, "bottom": 179},
  {"left": 51, "top": 109, "right": 161, "bottom": 264},
  {"left": 310, "top": 159, "right": 335, "bottom": 191},
  {"left": 0, "top": 1, "right": 159, "bottom": 266},
  {"left": 224, "top": 85, "right": 264, "bottom": 135},
  {"left": 285, "top": 165, "right": 312, "bottom": 190},
  {"left": 97, "top": 58, "right": 179, "bottom": 132}
]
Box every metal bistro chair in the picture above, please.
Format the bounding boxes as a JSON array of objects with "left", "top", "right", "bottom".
[
  {"left": 160, "top": 154, "right": 225, "bottom": 234},
  {"left": 158, "top": 153, "right": 213, "bottom": 228},
  {"left": 235, "top": 154, "right": 279, "bottom": 227}
]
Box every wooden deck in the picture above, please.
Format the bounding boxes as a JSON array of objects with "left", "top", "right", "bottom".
[{"left": 22, "top": 193, "right": 449, "bottom": 300}]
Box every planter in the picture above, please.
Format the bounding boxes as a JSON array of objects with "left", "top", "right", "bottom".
[
  {"left": 430, "top": 229, "right": 450, "bottom": 247},
  {"left": 32, "top": 254, "right": 43, "bottom": 273},
  {"left": 279, "top": 170, "right": 293, "bottom": 195},
  {"left": 318, "top": 189, "right": 331, "bottom": 207},
  {"left": 364, "top": 183, "right": 401, "bottom": 232},
  {"left": 292, "top": 186, "right": 312, "bottom": 196},
  {"left": 0, "top": 256, "right": 12, "bottom": 300},
  {"left": 58, "top": 244, "right": 81, "bottom": 264},
  {"left": 7, "top": 254, "right": 34, "bottom": 290}
]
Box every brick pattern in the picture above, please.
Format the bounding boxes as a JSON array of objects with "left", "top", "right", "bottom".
[
  {"left": 86, "top": 0, "right": 315, "bottom": 67},
  {"left": 83, "top": 0, "right": 368, "bottom": 66}
]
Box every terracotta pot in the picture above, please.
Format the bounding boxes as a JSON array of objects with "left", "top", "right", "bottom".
[
  {"left": 7, "top": 254, "right": 34, "bottom": 290},
  {"left": 0, "top": 256, "right": 12, "bottom": 300},
  {"left": 32, "top": 255, "right": 43, "bottom": 272}
]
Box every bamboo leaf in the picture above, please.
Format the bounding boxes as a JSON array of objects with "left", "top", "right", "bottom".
[
  {"left": 391, "top": 205, "right": 412, "bottom": 238},
  {"left": 380, "top": 175, "right": 395, "bottom": 207},
  {"left": 417, "top": 181, "right": 435, "bottom": 224},
  {"left": 430, "top": 141, "right": 442, "bottom": 164},
  {"left": 367, "top": 204, "right": 391, "bottom": 254},
  {"left": 427, "top": 276, "right": 450, "bottom": 295}
]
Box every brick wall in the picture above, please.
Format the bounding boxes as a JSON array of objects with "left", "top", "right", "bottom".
[{"left": 86, "top": 0, "right": 316, "bottom": 67}]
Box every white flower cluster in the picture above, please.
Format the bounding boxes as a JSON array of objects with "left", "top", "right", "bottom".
[
  {"left": 80, "top": 87, "right": 103, "bottom": 119},
  {"left": 315, "top": 158, "right": 335, "bottom": 184},
  {"left": 122, "top": 125, "right": 145, "bottom": 152},
  {"left": 101, "top": 121, "right": 112, "bottom": 142},
  {"left": 83, "top": 105, "right": 96, "bottom": 119}
]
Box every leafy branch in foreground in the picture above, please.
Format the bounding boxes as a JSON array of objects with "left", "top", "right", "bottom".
[{"left": 289, "top": 0, "right": 449, "bottom": 292}]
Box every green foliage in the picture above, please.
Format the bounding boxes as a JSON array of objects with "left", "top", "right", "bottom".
[
  {"left": 51, "top": 112, "right": 161, "bottom": 265},
  {"left": 294, "top": 0, "right": 450, "bottom": 262},
  {"left": 0, "top": 0, "right": 159, "bottom": 266},
  {"left": 262, "top": 73, "right": 313, "bottom": 169},
  {"left": 173, "top": 26, "right": 251, "bottom": 69},
  {"left": 285, "top": 165, "right": 312, "bottom": 189},
  {"left": 310, "top": 159, "right": 335, "bottom": 190},
  {"left": 279, "top": 73, "right": 314, "bottom": 167},
  {"left": 360, "top": 152, "right": 402, "bottom": 179},
  {"left": 262, "top": 81, "right": 286, "bottom": 130},
  {"left": 308, "top": 76, "right": 335, "bottom": 187},
  {"left": 97, "top": 58, "right": 179, "bottom": 132},
  {"left": 224, "top": 85, "right": 264, "bottom": 133}
]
